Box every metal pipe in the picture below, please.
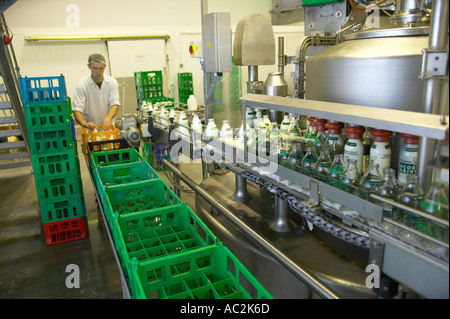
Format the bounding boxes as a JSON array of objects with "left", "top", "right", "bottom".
[
  {"left": 248, "top": 65, "right": 258, "bottom": 82},
  {"left": 418, "top": 0, "right": 449, "bottom": 191},
  {"left": 278, "top": 37, "right": 285, "bottom": 76},
  {"left": 247, "top": 65, "right": 259, "bottom": 94},
  {"left": 24, "top": 34, "right": 170, "bottom": 41},
  {"left": 162, "top": 158, "right": 341, "bottom": 299}
]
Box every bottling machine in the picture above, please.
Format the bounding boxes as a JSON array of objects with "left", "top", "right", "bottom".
[{"left": 140, "top": 0, "right": 449, "bottom": 299}]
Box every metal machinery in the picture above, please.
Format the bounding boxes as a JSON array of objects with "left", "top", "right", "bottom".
[{"left": 141, "top": 0, "right": 449, "bottom": 299}]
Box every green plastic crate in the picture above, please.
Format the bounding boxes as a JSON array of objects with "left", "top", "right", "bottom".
[
  {"left": 130, "top": 243, "right": 273, "bottom": 299},
  {"left": 93, "top": 161, "right": 160, "bottom": 201},
  {"left": 31, "top": 150, "right": 81, "bottom": 179},
  {"left": 141, "top": 141, "right": 153, "bottom": 167},
  {"left": 23, "top": 98, "right": 73, "bottom": 130},
  {"left": 28, "top": 126, "right": 76, "bottom": 154},
  {"left": 95, "top": 161, "right": 159, "bottom": 187},
  {"left": 134, "top": 71, "right": 163, "bottom": 87},
  {"left": 177, "top": 72, "right": 193, "bottom": 106},
  {"left": 135, "top": 71, "right": 163, "bottom": 103},
  {"left": 102, "top": 179, "right": 181, "bottom": 230},
  {"left": 39, "top": 194, "right": 86, "bottom": 224},
  {"left": 91, "top": 146, "right": 143, "bottom": 169},
  {"left": 35, "top": 174, "right": 83, "bottom": 202},
  {"left": 111, "top": 202, "right": 219, "bottom": 279}
]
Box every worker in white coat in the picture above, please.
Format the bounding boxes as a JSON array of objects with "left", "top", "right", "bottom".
[{"left": 72, "top": 53, "right": 120, "bottom": 131}]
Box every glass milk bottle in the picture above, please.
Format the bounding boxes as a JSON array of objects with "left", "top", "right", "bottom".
[
  {"left": 269, "top": 123, "right": 280, "bottom": 163},
  {"left": 325, "top": 122, "right": 344, "bottom": 156},
  {"left": 398, "top": 133, "right": 419, "bottom": 185},
  {"left": 300, "top": 146, "right": 318, "bottom": 176},
  {"left": 287, "top": 140, "right": 303, "bottom": 171},
  {"left": 344, "top": 125, "right": 365, "bottom": 174},
  {"left": 370, "top": 129, "right": 393, "bottom": 173},
  {"left": 314, "top": 144, "right": 332, "bottom": 182},
  {"left": 313, "top": 118, "right": 328, "bottom": 154},
  {"left": 304, "top": 116, "right": 316, "bottom": 145},
  {"left": 395, "top": 174, "right": 424, "bottom": 227},
  {"left": 280, "top": 115, "right": 291, "bottom": 135},
  {"left": 328, "top": 154, "right": 346, "bottom": 188},
  {"left": 418, "top": 182, "right": 449, "bottom": 242},
  {"left": 340, "top": 159, "right": 361, "bottom": 193},
  {"left": 359, "top": 162, "right": 382, "bottom": 202}
]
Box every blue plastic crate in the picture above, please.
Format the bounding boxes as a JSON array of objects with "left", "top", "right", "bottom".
[{"left": 19, "top": 74, "right": 67, "bottom": 104}]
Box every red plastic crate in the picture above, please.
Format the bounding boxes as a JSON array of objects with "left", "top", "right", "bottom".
[{"left": 43, "top": 217, "right": 88, "bottom": 246}]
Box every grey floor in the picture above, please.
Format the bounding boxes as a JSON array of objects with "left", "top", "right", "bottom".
[{"left": 0, "top": 126, "right": 200, "bottom": 299}]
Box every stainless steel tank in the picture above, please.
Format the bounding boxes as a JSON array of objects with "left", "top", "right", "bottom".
[
  {"left": 305, "top": 30, "right": 429, "bottom": 113},
  {"left": 264, "top": 72, "right": 288, "bottom": 97},
  {"left": 305, "top": 28, "right": 430, "bottom": 173}
]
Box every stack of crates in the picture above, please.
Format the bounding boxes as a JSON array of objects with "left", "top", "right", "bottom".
[
  {"left": 177, "top": 72, "right": 193, "bottom": 108},
  {"left": 19, "top": 74, "right": 87, "bottom": 246},
  {"left": 134, "top": 70, "right": 174, "bottom": 105},
  {"left": 88, "top": 139, "right": 272, "bottom": 299}
]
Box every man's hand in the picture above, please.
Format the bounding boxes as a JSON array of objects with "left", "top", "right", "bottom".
[
  {"left": 85, "top": 122, "right": 97, "bottom": 131},
  {"left": 102, "top": 105, "right": 118, "bottom": 131},
  {"left": 102, "top": 119, "right": 112, "bottom": 131}
]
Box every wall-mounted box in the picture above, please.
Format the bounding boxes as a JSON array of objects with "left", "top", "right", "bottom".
[{"left": 202, "top": 12, "right": 232, "bottom": 73}]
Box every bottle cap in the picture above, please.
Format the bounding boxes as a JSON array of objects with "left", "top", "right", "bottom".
[
  {"left": 325, "top": 122, "right": 344, "bottom": 134},
  {"left": 371, "top": 129, "right": 393, "bottom": 142},
  {"left": 401, "top": 133, "right": 419, "bottom": 144},
  {"left": 344, "top": 125, "right": 365, "bottom": 139},
  {"left": 314, "top": 119, "right": 327, "bottom": 131}
]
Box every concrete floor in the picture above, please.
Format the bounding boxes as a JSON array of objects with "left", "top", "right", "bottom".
[
  {"left": 0, "top": 126, "right": 201, "bottom": 299},
  {"left": 0, "top": 128, "right": 124, "bottom": 298}
]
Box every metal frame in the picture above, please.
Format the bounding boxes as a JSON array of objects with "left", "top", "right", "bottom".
[{"left": 239, "top": 93, "right": 448, "bottom": 140}]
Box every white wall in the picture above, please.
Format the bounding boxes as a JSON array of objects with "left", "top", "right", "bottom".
[{"left": 4, "top": 0, "right": 303, "bottom": 117}]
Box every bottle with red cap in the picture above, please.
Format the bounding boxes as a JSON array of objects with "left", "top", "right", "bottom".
[
  {"left": 344, "top": 125, "right": 365, "bottom": 174},
  {"left": 370, "top": 129, "right": 393, "bottom": 172},
  {"left": 398, "top": 133, "right": 419, "bottom": 184},
  {"left": 325, "top": 121, "right": 344, "bottom": 157}
]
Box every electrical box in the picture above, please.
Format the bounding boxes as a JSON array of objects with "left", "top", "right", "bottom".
[{"left": 202, "top": 12, "right": 232, "bottom": 73}]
